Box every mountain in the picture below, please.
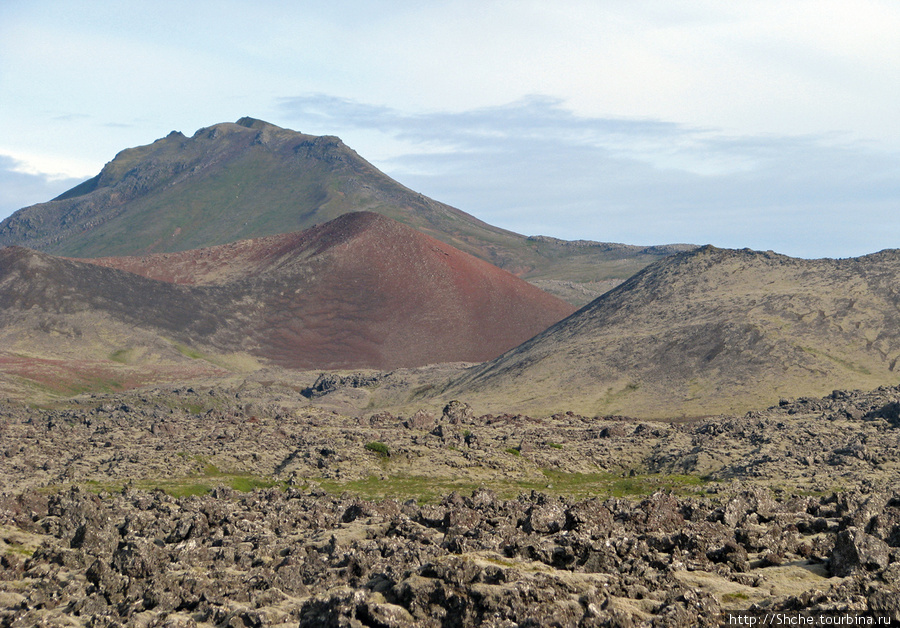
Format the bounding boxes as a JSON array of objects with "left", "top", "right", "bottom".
[
  {"left": 0, "top": 117, "right": 691, "bottom": 305},
  {"left": 447, "top": 245, "right": 900, "bottom": 418},
  {"left": 0, "top": 212, "right": 575, "bottom": 382}
]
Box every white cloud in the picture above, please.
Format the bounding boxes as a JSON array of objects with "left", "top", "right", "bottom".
[
  {"left": 0, "top": 155, "right": 85, "bottom": 221},
  {"left": 0, "top": 148, "right": 97, "bottom": 181}
]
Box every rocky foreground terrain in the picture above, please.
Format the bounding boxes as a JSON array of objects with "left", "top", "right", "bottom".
[{"left": 3, "top": 384, "right": 900, "bottom": 626}]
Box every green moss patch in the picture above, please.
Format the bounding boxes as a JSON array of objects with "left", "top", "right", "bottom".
[
  {"left": 364, "top": 442, "right": 390, "bottom": 458},
  {"left": 315, "top": 470, "right": 711, "bottom": 503}
]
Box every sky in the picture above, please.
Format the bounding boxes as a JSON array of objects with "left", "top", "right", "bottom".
[{"left": 1, "top": 0, "right": 899, "bottom": 258}]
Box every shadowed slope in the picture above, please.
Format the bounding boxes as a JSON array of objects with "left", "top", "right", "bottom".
[
  {"left": 1, "top": 213, "right": 575, "bottom": 374},
  {"left": 449, "top": 246, "right": 900, "bottom": 418},
  {"left": 0, "top": 118, "right": 690, "bottom": 304},
  {"left": 0, "top": 246, "right": 219, "bottom": 338}
]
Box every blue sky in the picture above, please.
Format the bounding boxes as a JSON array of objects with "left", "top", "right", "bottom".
[{"left": 1, "top": 0, "right": 898, "bottom": 258}]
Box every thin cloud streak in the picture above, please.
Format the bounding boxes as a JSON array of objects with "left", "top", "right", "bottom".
[{"left": 280, "top": 95, "right": 900, "bottom": 258}]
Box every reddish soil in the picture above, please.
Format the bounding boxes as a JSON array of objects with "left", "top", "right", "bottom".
[
  {"left": 241, "top": 212, "right": 578, "bottom": 368},
  {"left": 8, "top": 213, "right": 576, "bottom": 371}
]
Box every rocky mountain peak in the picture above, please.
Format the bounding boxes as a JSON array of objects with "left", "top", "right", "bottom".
[{"left": 234, "top": 116, "right": 282, "bottom": 132}]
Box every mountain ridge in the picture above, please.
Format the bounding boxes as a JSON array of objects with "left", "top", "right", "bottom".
[{"left": 0, "top": 117, "right": 692, "bottom": 305}]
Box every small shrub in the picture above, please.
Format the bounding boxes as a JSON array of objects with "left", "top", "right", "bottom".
[
  {"left": 504, "top": 447, "right": 521, "bottom": 457},
  {"left": 549, "top": 443, "right": 563, "bottom": 449},
  {"left": 365, "top": 441, "right": 390, "bottom": 458}
]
